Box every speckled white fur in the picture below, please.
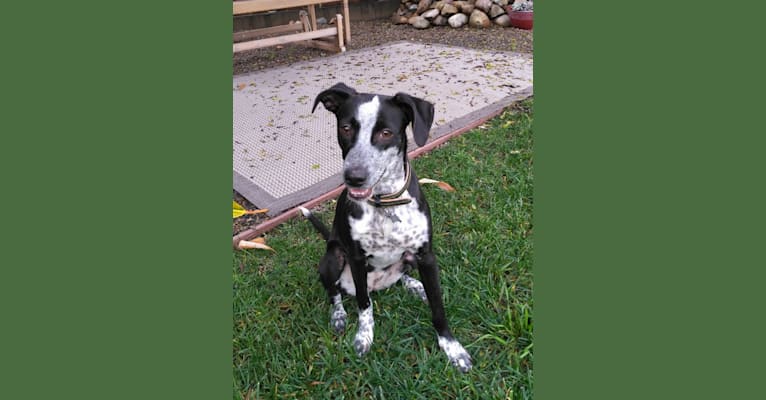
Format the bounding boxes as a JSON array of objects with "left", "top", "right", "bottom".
[
  {"left": 438, "top": 336, "right": 473, "bottom": 372},
  {"left": 400, "top": 274, "right": 428, "bottom": 302},
  {"left": 330, "top": 294, "right": 347, "bottom": 333},
  {"left": 354, "top": 305, "right": 375, "bottom": 356}
]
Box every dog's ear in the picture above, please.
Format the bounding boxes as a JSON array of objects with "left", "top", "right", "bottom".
[
  {"left": 312, "top": 83, "right": 358, "bottom": 114},
  {"left": 392, "top": 93, "right": 434, "bottom": 147}
]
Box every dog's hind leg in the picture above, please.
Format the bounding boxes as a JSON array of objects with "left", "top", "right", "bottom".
[
  {"left": 416, "top": 249, "right": 473, "bottom": 372},
  {"left": 319, "top": 244, "right": 347, "bottom": 333},
  {"left": 401, "top": 275, "right": 428, "bottom": 303},
  {"left": 400, "top": 251, "right": 428, "bottom": 302}
]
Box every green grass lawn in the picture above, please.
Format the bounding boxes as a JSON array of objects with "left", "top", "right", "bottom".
[{"left": 233, "top": 99, "right": 533, "bottom": 400}]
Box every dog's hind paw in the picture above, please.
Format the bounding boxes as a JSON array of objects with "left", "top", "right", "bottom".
[
  {"left": 401, "top": 274, "right": 428, "bottom": 303},
  {"left": 438, "top": 336, "right": 473, "bottom": 372}
]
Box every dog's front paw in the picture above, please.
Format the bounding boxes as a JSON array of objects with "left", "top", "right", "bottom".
[
  {"left": 353, "top": 334, "right": 373, "bottom": 356},
  {"left": 438, "top": 336, "right": 473, "bottom": 372},
  {"left": 353, "top": 306, "right": 374, "bottom": 356},
  {"left": 331, "top": 307, "right": 348, "bottom": 333}
]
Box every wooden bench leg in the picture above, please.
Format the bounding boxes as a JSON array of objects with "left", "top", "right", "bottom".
[
  {"left": 343, "top": 0, "right": 351, "bottom": 43},
  {"left": 308, "top": 5, "right": 318, "bottom": 31},
  {"left": 336, "top": 14, "right": 345, "bottom": 52}
]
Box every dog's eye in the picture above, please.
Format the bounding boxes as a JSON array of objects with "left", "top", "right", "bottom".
[
  {"left": 340, "top": 125, "right": 352, "bottom": 136},
  {"left": 379, "top": 129, "right": 394, "bottom": 139}
]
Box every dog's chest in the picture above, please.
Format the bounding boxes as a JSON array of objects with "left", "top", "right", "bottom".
[{"left": 349, "top": 201, "right": 429, "bottom": 269}]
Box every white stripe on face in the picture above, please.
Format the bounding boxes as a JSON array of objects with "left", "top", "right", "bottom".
[
  {"left": 356, "top": 96, "right": 380, "bottom": 143},
  {"left": 344, "top": 96, "right": 402, "bottom": 191}
]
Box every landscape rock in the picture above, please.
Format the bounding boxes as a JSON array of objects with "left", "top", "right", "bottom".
[
  {"left": 392, "top": 13, "right": 409, "bottom": 24},
  {"left": 422, "top": 8, "right": 440, "bottom": 19},
  {"left": 493, "top": 13, "right": 511, "bottom": 27},
  {"left": 448, "top": 12, "right": 468, "bottom": 28},
  {"left": 460, "top": 3, "right": 475, "bottom": 14},
  {"left": 492, "top": 0, "right": 509, "bottom": 6},
  {"left": 474, "top": 0, "right": 492, "bottom": 13},
  {"left": 469, "top": 9, "right": 491, "bottom": 28},
  {"left": 489, "top": 4, "right": 506, "bottom": 19},
  {"left": 416, "top": 0, "right": 433, "bottom": 14},
  {"left": 432, "top": 15, "right": 448, "bottom": 26},
  {"left": 441, "top": 3, "right": 459, "bottom": 15},
  {"left": 409, "top": 16, "right": 431, "bottom": 29}
]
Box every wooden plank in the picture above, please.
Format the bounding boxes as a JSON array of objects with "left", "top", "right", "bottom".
[
  {"left": 233, "top": 23, "right": 303, "bottom": 43},
  {"left": 234, "top": 0, "right": 342, "bottom": 15},
  {"left": 233, "top": 27, "right": 339, "bottom": 53},
  {"left": 300, "top": 38, "right": 340, "bottom": 53}
]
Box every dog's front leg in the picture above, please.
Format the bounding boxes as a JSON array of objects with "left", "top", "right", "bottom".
[
  {"left": 417, "top": 249, "right": 473, "bottom": 372},
  {"left": 319, "top": 245, "right": 348, "bottom": 333},
  {"left": 348, "top": 253, "right": 374, "bottom": 357}
]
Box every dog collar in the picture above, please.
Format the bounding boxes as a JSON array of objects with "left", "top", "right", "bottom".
[{"left": 367, "top": 163, "right": 412, "bottom": 208}]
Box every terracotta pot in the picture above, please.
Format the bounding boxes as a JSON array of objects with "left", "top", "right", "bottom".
[{"left": 507, "top": 9, "right": 533, "bottom": 30}]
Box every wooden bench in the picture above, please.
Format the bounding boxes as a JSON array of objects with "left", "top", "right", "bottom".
[{"left": 233, "top": 0, "right": 351, "bottom": 54}]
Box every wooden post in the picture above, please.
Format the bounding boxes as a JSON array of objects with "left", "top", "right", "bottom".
[
  {"left": 343, "top": 0, "right": 351, "bottom": 43},
  {"left": 336, "top": 14, "right": 345, "bottom": 52},
  {"left": 308, "top": 5, "right": 318, "bottom": 31}
]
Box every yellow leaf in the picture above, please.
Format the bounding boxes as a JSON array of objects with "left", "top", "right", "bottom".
[
  {"left": 233, "top": 201, "right": 268, "bottom": 218},
  {"left": 233, "top": 201, "right": 246, "bottom": 218}
]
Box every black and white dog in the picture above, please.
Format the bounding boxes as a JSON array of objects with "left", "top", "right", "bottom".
[{"left": 300, "top": 82, "right": 472, "bottom": 372}]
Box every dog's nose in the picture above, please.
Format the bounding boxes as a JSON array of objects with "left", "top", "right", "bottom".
[{"left": 344, "top": 166, "right": 368, "bottom": 187}]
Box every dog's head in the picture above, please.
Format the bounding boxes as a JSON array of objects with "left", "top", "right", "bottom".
[{"left": 312, "top": 82, "right": 434, "bottom": 200}]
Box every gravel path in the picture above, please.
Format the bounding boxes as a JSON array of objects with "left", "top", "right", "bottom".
[
  {"left": 233, "top": 18, "right": 533, "bottom": 235},
  {"left": 233, "top": 18, "right": 533, "bottom": 75}
]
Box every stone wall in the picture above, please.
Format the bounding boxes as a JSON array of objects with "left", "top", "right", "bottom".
[{"left": 392, "top": 0, "right": 514, "bottom": 29}]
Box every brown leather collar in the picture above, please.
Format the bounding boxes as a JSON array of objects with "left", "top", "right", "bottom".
[{"left": 366, "top": 163, "right": 412, "bottom": 208}]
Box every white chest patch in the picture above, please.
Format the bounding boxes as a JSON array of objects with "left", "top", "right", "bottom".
[{"left": 337, "top": 197, "right": 429, "bottom": 295}]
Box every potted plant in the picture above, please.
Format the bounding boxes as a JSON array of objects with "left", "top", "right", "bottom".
[{"left": 507, "top": 0, "right": 533, "bottom": 30}]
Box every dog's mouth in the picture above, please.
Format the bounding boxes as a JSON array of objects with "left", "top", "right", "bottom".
[
  {"left": 346, "top": 187, "right": 373, "bottom": 200},
  {"left": 345, "top": 170, "right": 385, "bottom": 201}
]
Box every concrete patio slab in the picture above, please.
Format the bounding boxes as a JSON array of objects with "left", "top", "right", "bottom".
[{"left": 233, "top": 41, "right": 532, "bottom": 216}]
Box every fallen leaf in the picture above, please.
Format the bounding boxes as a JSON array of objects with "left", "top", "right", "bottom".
[
  {"left": 233, "top": 201, "right": 268, "bottom": 218},
  {"left": 419, "top": 178, "right": 456, "bottom": 192},
  {"left": 237, "top": 239, "right": 275, "bottom": 252},
  {"left": 236, "top": 83, "right": 246, "bottom": 90}
]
